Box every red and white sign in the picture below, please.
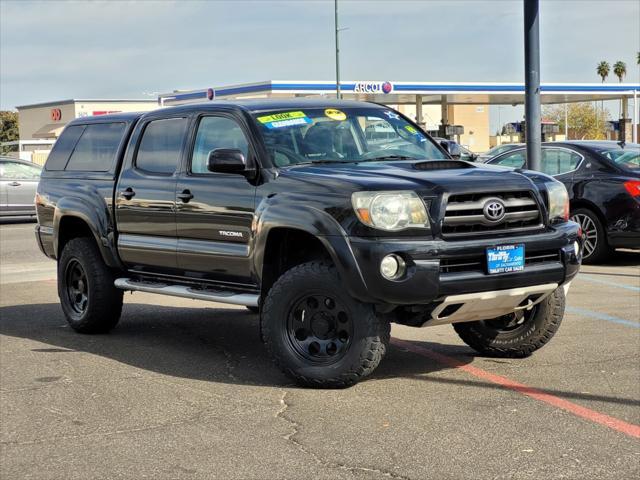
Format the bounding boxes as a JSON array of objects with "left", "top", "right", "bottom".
[
  {"left": 50, "top": 108, "right": 62, "bottom": 121},
  {"left": 92, "top": 110, "right": 121, "bottom": 116}
]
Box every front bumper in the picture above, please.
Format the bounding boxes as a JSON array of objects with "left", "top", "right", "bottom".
[{"left": 345, "top": 221, "right": 581, "bottom": 306}]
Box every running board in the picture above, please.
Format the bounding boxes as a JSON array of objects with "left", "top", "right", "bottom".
[
  {"left": 114, "top": 278, "right": 259, "bottom": 307},
  {"left": 422, "top": 283, "right": 558, "bottom": 327}
]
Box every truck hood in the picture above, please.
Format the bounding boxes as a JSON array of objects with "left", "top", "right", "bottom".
[{"left": 279, "top": 160, "right": 541, "bottom": 195}]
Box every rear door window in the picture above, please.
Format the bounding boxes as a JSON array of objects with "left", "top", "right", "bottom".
[
  {"left": 65, "top": 123, "right": 126, "bottom": 171},
  {"left": 541, "top": 148, "right": 581, "bottom": 175},
  {"left": 45, "top": 125, "right": 85, "bottom": 171},
  {"left": 135, "top": 118, "right": 188, "bottom": 175}
]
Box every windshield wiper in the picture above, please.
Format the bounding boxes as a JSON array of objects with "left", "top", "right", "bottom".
[
  {"left": 293, "top": 159, "right": 359, "bottom": 166},
  {"left": 359, "top": 155, "right": 420, "bottom": 162}
]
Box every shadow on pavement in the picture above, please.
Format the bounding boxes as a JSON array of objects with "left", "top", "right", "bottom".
[
  {"left": 0, "top": 217, "right": 37, "bottom": 226},
  {"left": 596, "top": 249, "right": 640, "bottom": 267},
  {"left": 1, "top": 302, "right": 638, "bottom": 408},
  {"left": 0, "top": 302, "right": 465, "bottom": 388}
]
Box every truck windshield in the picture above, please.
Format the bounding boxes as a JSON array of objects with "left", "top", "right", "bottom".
[{"left": 252, "top": 107, "right": 447, "bottom": 166}]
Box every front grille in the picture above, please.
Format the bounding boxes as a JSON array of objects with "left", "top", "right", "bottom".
[
  {"left": 442, "top": 191, "right": 542, "bottom": 237},
  {"left": 439, "top": 249, "right": 561, "bottom": 274}
]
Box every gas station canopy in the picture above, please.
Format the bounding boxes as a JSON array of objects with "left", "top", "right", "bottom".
[{"left": 159, "top": 80, "right": 640, "bottom": 106}]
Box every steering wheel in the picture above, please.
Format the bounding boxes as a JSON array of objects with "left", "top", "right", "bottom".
[{"left": 270, "top": 146, "right": 306, "bottom": 166}]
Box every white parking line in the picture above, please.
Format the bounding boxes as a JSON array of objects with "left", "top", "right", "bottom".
[{"left": 0, "top": 262, "right": 57, "bottom": 285}]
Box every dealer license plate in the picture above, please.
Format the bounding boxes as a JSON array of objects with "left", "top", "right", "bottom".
[{"left": 486, "top": 244, "right": 525, "bottom": 274}]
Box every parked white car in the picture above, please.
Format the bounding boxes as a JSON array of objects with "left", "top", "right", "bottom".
[{"left": 0, "top": 157, "right": 42, "bottom": 218}]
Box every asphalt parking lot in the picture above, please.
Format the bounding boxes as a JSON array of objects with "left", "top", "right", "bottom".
[{"left": 1, "top": 221, "right": 638, "bottom": 480}]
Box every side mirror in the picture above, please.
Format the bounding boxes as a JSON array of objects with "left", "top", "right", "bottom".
[
  {"left": 440, "top": 140, "right": 461, "bottom": 159},
  {"left": 207, "top": 148, "right": 247, "bottom": 174}
]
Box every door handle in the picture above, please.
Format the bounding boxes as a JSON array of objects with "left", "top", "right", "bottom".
[
  {"left": 8, "top": 181, "right": 21, "bottom": 187},
  {"left": 120, "top": 187, "right": 136, "bottom": 200},
  {"left": 177, "top": 190, "right": 194, "bottom": 202}
]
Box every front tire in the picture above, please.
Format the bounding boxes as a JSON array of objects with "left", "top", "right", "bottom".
[
  {"left": 261, "top": 262, "right": 390, "bottom": 388},
  {"left": 570, "top": 208, "right": 609, "bottom": 264},
  {"left": 58, "top": 237, "right": 123, "bottom": 333},
  {"left": 453, "top": 287, "right": 565, "bottom": 358}
]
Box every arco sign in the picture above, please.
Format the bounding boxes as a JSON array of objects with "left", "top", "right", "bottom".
[
  {"left": 50, "top": 108, "right": 62, "bottom": 122},
  {"left": 353, "top": 81, "right": 393, "bottom": 94}
]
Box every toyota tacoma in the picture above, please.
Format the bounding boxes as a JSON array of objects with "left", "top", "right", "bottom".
[{"left": 35, "top": 100, "right": 582, "bottom": 387}]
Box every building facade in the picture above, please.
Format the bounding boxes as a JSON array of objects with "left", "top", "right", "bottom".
[{"left": 13, "top": 99, "right": 157, "bottom": 163}]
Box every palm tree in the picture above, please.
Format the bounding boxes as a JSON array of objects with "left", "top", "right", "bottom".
[
  {"left": 613, "top": 61, "right": 627, "bottom": 82},
  {"left": 596, "top": 61, "right": 610, "bottom": 82}
]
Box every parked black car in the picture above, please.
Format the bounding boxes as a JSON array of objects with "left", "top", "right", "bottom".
[
  {"left": 486, "top": 141, "right": 640, "bottom": 262},
  {"left": 35, "top": 100, "right": 581, "bottom": 387},
  {"left": 477, "top": 143, "right": 524, "bottom": 163}
]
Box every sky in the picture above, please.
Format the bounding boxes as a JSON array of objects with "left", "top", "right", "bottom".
[{"left": 1, "top": 0, "right": 639, "bottom": 131}]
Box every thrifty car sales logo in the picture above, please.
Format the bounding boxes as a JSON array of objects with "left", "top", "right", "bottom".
[{"left": 353, "top": 81, "right": 393, "bottom": 94}]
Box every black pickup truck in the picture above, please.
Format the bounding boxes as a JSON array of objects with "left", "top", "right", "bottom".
[{"left": 35, "top": 99, "right": 582, "bottom": 387}]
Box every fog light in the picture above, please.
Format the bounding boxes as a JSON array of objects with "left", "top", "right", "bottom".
[
  {"left": 380, "top": 254, "right": 405, "bottom": 280},
  {"left": 573, "top": 241, "right": 580, "bottom": 257}
]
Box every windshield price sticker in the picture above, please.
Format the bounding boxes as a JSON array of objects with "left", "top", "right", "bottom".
[
  {"left": 324, "top": 109, "right": 347, "bottom": 121},
  {"left": 404, "top": 125, "right": 418, "bottom": 134},
  {"left": 257, "top": 111, "right": 313, "bottom": 129}
]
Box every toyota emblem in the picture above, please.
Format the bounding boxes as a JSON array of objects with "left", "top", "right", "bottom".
[{"left": 483, "top": 199, "right": 506, "bottom": 222}]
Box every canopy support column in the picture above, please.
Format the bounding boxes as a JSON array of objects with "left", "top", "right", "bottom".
[
  {"left": 621, "top": 96, "right": 629, "bottom": 143},
  {"left": 416, "top": 95, "right": 424, "bottom": 128},
  {"left": 440, "top": 96, "right": 449, "bottom": 125},
  {"left": 633, "top": 90, "right": 638, "bottom": 144}
]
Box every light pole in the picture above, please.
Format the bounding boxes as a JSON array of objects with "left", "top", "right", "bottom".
[
  {"left": 334, "top": 0, "right": 341, "bottom": 99},
  {"left": 524, "top": 0, "right": 541, "bottom": 171}
]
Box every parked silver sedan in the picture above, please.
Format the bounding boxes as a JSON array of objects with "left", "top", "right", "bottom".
[{"left": 0, "top": 157, "right": 42, "bottom": 218}]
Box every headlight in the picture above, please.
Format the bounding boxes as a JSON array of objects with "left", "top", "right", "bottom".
[
  {"left": 546, "top": 181, "right": 569, "bottom": 222},
  {"left": 352, "top": 191, "right": 429, "bottom": 231}
]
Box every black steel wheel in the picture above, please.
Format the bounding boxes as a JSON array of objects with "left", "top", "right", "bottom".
[
  {"left": 58, "top": 237, "right": 123, "bottom": 333},
  {"left": 64, "top": 259, "right": 89, "bottom": 315},
  {"left": 261, "top": 261, "right": 390, "bottom": 388},
  {"left": 286, "top": 293, "right": 354, "bottom": 365},
  {"left": 570, "top": 208, "right": 609, "bottom": 264},
  {"left": 453, "top": 287, "right": 565, "bottom": 358}
]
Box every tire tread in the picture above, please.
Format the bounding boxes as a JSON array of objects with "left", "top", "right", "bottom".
[
  {"left": 261, "top": 261, "right": 389, "bottom": 388},
  {"left": 58, "top": 237, "right": 123, "bottom": 334},
  {"left": 453, "top": 288, "right": 565, "bottom": 358}
]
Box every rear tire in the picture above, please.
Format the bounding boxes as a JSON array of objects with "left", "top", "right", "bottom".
[
  {"left": 453, "top": 287, "right": 565, "bottom": 358},
  {"left": 58, "top": 237, "right": 123, "bottom": 333},
  {"left": 261, "top": 261, "right": 390, "bottom": 388},
  {"left": 570, "top": 208, "right": 610, "bottom": 264}
]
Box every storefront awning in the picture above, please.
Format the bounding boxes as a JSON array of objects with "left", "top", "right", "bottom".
[{"left": 32, "top": 123, "right": 64, "bottom": 139}]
